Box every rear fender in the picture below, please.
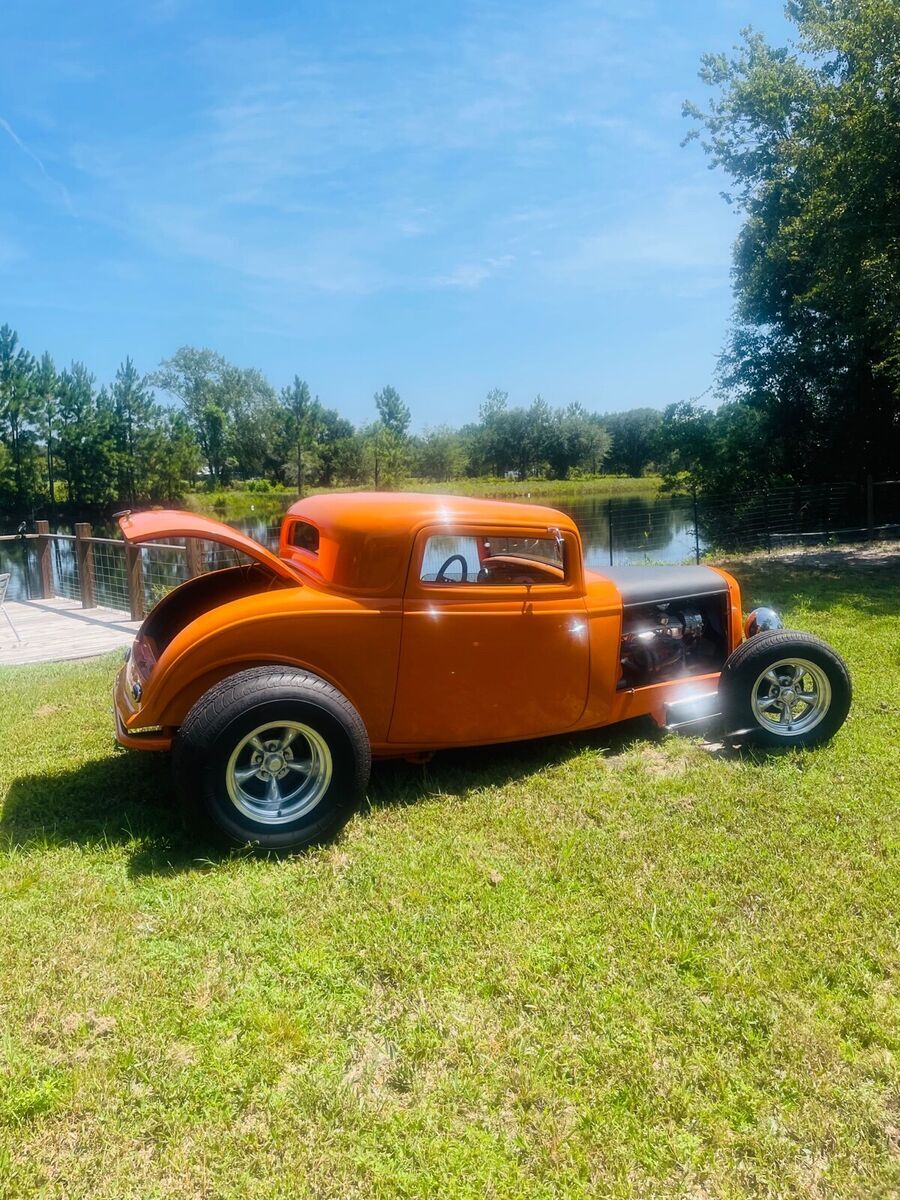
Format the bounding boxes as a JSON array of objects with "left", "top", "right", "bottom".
[
  {"left": 130, "top": 596, "right": 402, "bottom": 742},
  {"left": 143, "top": 655, "right": 348, "bottom": 732}
]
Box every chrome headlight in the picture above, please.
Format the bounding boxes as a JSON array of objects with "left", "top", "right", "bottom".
[{"left": 744, "top": 606, "right": 783, "bottom": 638}]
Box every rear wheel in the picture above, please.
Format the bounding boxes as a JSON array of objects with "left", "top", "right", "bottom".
[
  {"left": 172, "top": 667, "right": 370, "bottom": 850},
  {"left": 719, "top": 630, "right": 851, "bottom": 748}
]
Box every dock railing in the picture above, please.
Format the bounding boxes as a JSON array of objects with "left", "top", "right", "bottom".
[{"left": 0, "top": 522, "right": 250, "bottom": 619}]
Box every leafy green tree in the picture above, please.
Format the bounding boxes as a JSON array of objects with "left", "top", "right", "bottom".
[
  {"left": 0, "top": 324, "right": 38, "bottom": 507},
  {"left": 86, "top": 387, "right": 121, "bottom": 505},
  {"left": 684, "top": 0, "right": 900, "bottom": 483},
  {"left": 0, "top": 440, "right": 13, "bottom": 502},
  {"left": 143, "top": 410, "right": 201, "bottom": 500},
  {"left": 33, "top": 353, "right": 59, "bottom": 506},
  {"left": 374, "top": 385, "right": 410, "bottom": 440},
  {"left": 55, "top": 364, "right": 120, "bottom": 507},
  {"left": 656, "top": 398, "right": 767, "bottom": 495},
  {"left": 110, "top": 357, "right": 157, "bottom": 504},
  {"left": 56, "top": 363, "right": 94, "bottom": 506},
  {"left": 155, "top": 349, "right": 279, "bottom": 486},
  {"left": 413, "top": 425, "right": 468, "bottom": 481},
  {"left": 279, "top": 377, "right": 320, "bottom": 495},
  {"left": 330, "top": 429, "right": 367, "bottom": 486},
  {"left": 226, "top": 367, "right": 279, "bottom": 481},
  {"left": 545, "top": 403, "right": 612, "bottom": 479},
  {"left": 367, "top": 386, "right": 411, "bottom": 489},
  {"left": 476, "top": 388, "right": 509, "bottom": 476},
  {"left": 313, "top": 407, "right": 355, "bottom": 488},
  {"left": 154, "top": 348, "right": 233, "bottom": 485},
  {"left": 602, "top": 408, "right": 662, "bottom": 476}
]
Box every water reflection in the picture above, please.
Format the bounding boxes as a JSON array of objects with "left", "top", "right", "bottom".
[
  {"left": 0, "top": 491, "right": 704, "bottom": 604},
  {"left": 558, "top": 494, "right": 701, "bottom": 568},
  {"left": 222, "top": 493, "right": 703, "bottom": 567}
]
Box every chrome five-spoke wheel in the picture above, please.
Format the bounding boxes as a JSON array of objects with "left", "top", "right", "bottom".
[
  {"left": 225, "top": 720, "right": 333, "bottom": 825},
  {"left": 751, "top": 657, "right": 831, "bottom": 737}
]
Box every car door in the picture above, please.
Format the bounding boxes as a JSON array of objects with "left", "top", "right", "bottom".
[{"left": 388, "top": 524, "right": 590, "bottom": 745}]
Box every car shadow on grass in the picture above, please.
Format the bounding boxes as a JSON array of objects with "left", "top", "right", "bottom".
[
  {"left": 0, "top": 717, "right": 679, "bottom": 877},
  {"left": 365, "top": 717, "right": 668, "bottom": 814}
]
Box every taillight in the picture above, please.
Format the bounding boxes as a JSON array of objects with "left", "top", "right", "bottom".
[{"left": 125, "top": 642, "right": 144, "bottom": 701}]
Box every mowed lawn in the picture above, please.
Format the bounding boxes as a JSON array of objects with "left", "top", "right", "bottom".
[{"left": 0, "top": 556, "right": 897, "bottom": 1199}]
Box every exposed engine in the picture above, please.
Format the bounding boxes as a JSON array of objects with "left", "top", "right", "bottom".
[{"left": 620, "top": 602, "right": 720, "bottom": 686}]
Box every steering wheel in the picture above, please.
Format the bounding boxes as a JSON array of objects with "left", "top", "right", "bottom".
[{"left": 435, "top": 553, "right": 468, "bottom": 583}]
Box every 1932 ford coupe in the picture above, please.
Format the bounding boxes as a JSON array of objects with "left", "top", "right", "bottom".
[{"left": 114, "top": 493, "right": 852, "bottom": 849}]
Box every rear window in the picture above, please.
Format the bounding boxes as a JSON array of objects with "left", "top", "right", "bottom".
[{"left": 290, "top": 521, "right": 319, "bottom": 554}]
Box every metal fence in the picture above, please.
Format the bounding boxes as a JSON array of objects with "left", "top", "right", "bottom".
[
  {"left": 1, "top": 479, "right": 897, "bottom": 615},
  {"left": 573, "top": 478, "right": 899, "bottom": 569},
  {"left": 0, "top": 523, "right": 254, "bottom": 618}
]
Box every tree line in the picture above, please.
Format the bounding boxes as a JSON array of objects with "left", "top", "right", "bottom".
[
  {"left": 0, "top": 330, "right": 671, "bottom": 517},
  {"left": 675, "top": 0, "right": 899, "bottom": 491}
]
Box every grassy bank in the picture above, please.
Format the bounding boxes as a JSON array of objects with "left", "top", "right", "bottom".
[
  {"left": 184, "top": 475, "right": 663, "bottom": 519},
  {"left": 0, "top": 555, "right": 897, "bottom": 1198}
]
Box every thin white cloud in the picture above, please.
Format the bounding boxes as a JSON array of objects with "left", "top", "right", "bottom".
[
  {"left": 433, "top": 255, "right": 515, "bottom": 290},
  {"left": 0, "top": 115, "right": 74, "bottom": 213},
  {"left": 59, "top": 2, "right": 736, "bottom": 308}
]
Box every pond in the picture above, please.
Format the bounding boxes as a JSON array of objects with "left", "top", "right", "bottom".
[
  {"left": 0, "top": 489, "right": 703, "bottom": 603},
  {"left": 212, "top": 490, "right": 702, "bottom": 567}
]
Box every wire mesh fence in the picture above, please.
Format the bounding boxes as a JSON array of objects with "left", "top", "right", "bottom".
[
  {"left": 92, "top": 540, "right": 130, "bottom": 611},
  {"left": 141, "top": 541, "right": 188, "bottom": 611},
  {"left": 50, "top": 535, "right": 79, "bottom": 601},
  {"left": 573, "top": 479, "right": 899, "bottom": 567}
]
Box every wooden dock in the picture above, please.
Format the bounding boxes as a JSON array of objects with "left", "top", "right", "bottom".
[{"left": 0, "top": 597, "right": 140, "bottom": 667}]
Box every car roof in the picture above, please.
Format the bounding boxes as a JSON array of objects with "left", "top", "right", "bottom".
[
  {"left": 286, "top": 491, "right": 577, "bottom": 537},
  {"left": 281, "top": 492, "right": 580, "bottom": 595}
]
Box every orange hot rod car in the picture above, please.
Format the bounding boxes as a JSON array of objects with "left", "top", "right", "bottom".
[{"left": 114, "top": 493, "right": 851, "bottom": 849}]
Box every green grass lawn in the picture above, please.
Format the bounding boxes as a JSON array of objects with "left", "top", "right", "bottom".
[
  {"left": 184, "top": 475, "right": 663, "bottom": 520},
  {"left": 0, "top": 555, "right": 897, "bottom": 1198}
]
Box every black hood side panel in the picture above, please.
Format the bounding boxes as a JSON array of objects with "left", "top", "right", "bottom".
[{"left": 602, "top": 565, "right": 727, "bottom": 607}]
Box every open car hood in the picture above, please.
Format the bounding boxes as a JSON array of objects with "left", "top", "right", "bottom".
[{"left": 118, "top": 509, "right": 301, "bottom": 586}]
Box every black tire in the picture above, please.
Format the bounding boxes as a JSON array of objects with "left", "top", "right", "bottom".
[
  {"left": 172, "top": 666, "right": 370, "bottom": 850},
  {"left": 719, "top": 629, "right": 851, "bottom": 748}
]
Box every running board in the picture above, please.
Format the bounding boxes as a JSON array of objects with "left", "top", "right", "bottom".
[{"left": 663, "top": 691, "right": 721, "bottom": 732}]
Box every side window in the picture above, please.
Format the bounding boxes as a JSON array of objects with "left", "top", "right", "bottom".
[
  {"left": 420, "top": 535, "right": 480, "bottom": 582},
  {"left": 290, "top": 521, "right": 319, "bottom": 554},
  {"left": 419, "top": 532, "right": 566, "bottom": 585}
]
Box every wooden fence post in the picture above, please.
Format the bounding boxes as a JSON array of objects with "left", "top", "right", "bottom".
[
  {"left": 75, "top": 523, "right": 95, "bottom": 609},
  {"left": 35, "top": 520, "right": 53, "bottom": 598},
  {"left": 125, "top": 543, "right": 145, "bottom": 621},
  {"left": 185, "top": 537, "right": 202, "bottom": 579}
]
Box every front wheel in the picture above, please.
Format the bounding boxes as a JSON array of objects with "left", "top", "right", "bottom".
[
  {"left": 719, "top": 630, "right": 852, "bottom": 748},
  {"left": 172, "top": 667, "right": 371, "bottom": 850}
]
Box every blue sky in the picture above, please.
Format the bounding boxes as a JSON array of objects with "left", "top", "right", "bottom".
[{"left": 0, "top": 0, "right": 793, "bottom": 429}]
